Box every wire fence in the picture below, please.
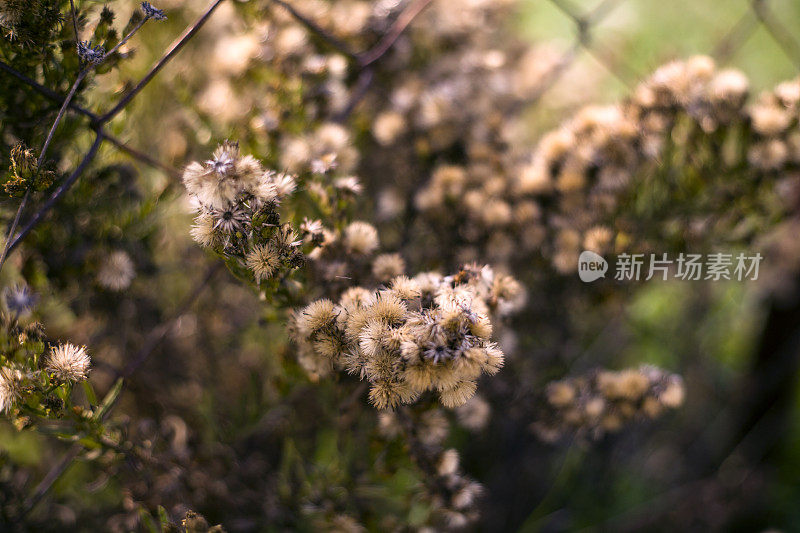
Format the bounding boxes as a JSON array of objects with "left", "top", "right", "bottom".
[
  {"left": 2, "top": 0, "right": 799, "bottom": 521},
  {"left": 529, "top": 0, "right": 800, "bottom": 110}
]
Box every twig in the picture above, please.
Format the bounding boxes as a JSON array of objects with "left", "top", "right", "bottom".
[
  {"left": 68, "top": 0, "right": 80, "bottom": 45},
  {"left": 18, "top": 444, "right": 82, "bottom": 520},
  {"left": 357, "top": 0, "right": 434, "bottom": 67},
  {"left": 37, "top": 69, "right": 89, "bottom": 169},
  {"left": 0, "top": 66, "right": 89, "bottom": 274},
  {"left": 99, "top": 132, "right": 180, "bottom": 179},
  {"left": 96, "top": 0, "right": 227, "bottom": 124},
  {"left": 712, "top": 9, "right": 759, "bottom": 63},
  {"left": 4, "top": 135, "right": 103, "bottom": 257},
  {"left": 270, "top": 0, "right": 358, "bottom": 60},
  {"left": 102, "top": 15, "right": 150, "bottom": 61},
  {"left": 121, "top": 262, "right": 222, "bottom": 377},
  {"left": 752, "top": 0, "right": 800, "bottom": 69},
  {"left": 0, "top": 61, "right": 177, "bottom": 177},
  {"left": 0, "top": 60, "right": 98, "bottom": 120},
  {"left": 333, "top": 68, "right": 374, "bottom": 122}
]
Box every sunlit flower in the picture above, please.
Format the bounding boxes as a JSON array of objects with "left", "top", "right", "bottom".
[{"left": 45, "top": 343, "right": 91, "bottom": 382}]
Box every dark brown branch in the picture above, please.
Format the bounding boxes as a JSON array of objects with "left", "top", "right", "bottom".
[
  {"left": 712, "top": 9, "right": 759, "bottom": 63},
  {"left": 752, "top": 0, "right": 800, "bottom": 69},
  {"left": 357, "top": 0, "right": 433, "bottom": 67},
  {"left": 99, "top": 132, "right": 181, "bottom": 179},
  {"left": 270, "top": 0, "right": 358, "bottom": 60},
  {"left": 121, "top": 262, "right": 222, "bottom": 378},
  {"left": 0, "top": 60, "right": 97, "bottom": 120},
  {"left": 17, "top": 262, "right": 220, "bottom": 520},
  {"left": 18, "top": 444, "right": 82, "bottom": 520},
  {"left": 5, "top": 134, "right": 103, "bottom": 257},
  {"left": 68, "top": 0, "right": 80, "bottom": 46},
  {"left": 333, "top": 67, "right": 374, "bottom": 122},
  {"left": 0, "top": 60, "right": 178, "bottom": 177},
  {"left": 96, "top": 0, "right": 227, "bottom": 124}
]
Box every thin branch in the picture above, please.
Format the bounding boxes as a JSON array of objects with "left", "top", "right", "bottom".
[
  {"left": 4, "top": 135, "right": 103, "bottom": 257},
  {"left": 68, "top": 0, "right": 80, "bottom": 45},
  {"left": 712, "top": 9, "right": 759, "bottom": 63},
  {"left": 0, "top": 190, "right": 30, "bottom": 274},
  {"left": 121, "top": 262, "right": 222, "bottom": 377},
  {"left": 0, "top": 61, "right": 177, "bottom": 176},
  {"left": 0, "top": 66, "right": 89, "bottom": 274},
  {"left": 101, "top": 16, "right": 150, "bottom": 61},
  {"left": 37, "top": 69, "right": 89, "bottom": 168},
  {"left": 99, "top": 132, "right": 180, "bottom": 179},
  {"left": 333, "top": 68, "right": 374, "bottom": 122},
  {"left": 0, "top": 60, "right": 97, "bottom": 119},
  {"left": 96, "top": 0, "right": 227, "bottom": 124},
  {"left": 19, "top": 444, "right": 82, "bottom": 519},
  {"left": 270, "top": 0, "right": 357, "bottom": 60},
  {"left": 357, "top": 0, "right": 434, "bottom": 67}
]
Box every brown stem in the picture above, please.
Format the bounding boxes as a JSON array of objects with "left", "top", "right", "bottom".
[
  {"left": 357, "top": 0, "right": 434, "bottom": 67},
  {"left": 96, "top": 0, "right": 227, "bottom": 124},
  {"left": 4, "top": 134, "right": 103, "bottom": 258},
  {"left": 270, "top": 0, "right": 357, "bottom": 60}
]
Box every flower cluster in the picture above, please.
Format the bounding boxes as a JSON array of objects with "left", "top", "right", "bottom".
[
  {"left": 77, "top": 40, "right": 106, "bottom": 64},
  {"left": 183, "top": 141, "right": 305, "bottom": 288},
  {"left": 141, "top": 2, "right": 167, "bottom": 22},
  {"left": 413, "top": 57, "right": 800, "bottom": 274},
  {"left": 291, "top": 264, "right": 525, "bottom": 409},
  {"left": 534, "top": 365, "right": 685, "bottom": 441}
]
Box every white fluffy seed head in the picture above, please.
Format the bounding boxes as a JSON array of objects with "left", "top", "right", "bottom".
[
  {"left": 343, "top": 221, "right": 379, "bottom": 255},
  {"left": 45, "top": 343, "right": 91, "bottom": 382}
]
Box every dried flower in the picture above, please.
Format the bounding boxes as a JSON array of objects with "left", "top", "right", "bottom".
[
  {"left": 0, "top": 367, "right": 22, "bottom": 413},
  {"left": 77, "top": 40, "right": 105, "bottom": 64},
  {"left": 96, "top": 251, "right": 136, "bottom": 291},
  {"left": 343, "top": 221, "right": 379, "bottom": 255},
  {"left": 45, "top": 343, "right": 91, "bottom": 382},
  {"left": 3, "top": 284, "right": 36, "bottom": 317},
  {"left": 245, "top": 243, "right": 281, "bottom": 283},
  {"left": 141, "top": 2, "right": 167, "bottom": 21}
]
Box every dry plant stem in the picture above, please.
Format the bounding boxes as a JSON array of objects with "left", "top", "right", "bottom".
[
  {"left": 0, "top": 0, "right": 221, "bottom": 267},
  {"left": 0, "top": 60, "right": 98, "bottom": 120},
  {"left": 121, "top": 262, "right": 222, "bottom": 378},
  {"left": 37, "top": 69, "right": 89, "bottom": 169},
  {"left": 357, "top": 0, "right": 434, "bottom": 67},
  {"left": 99, "top": 132, "right": 181, "bottom": 178},
  {"left": 395, "top": 407, "right": 438, "bottom": 474},
  {"left": 103, "top": 16, "right": 150, "bottom": 60},
  {"left": 334, "top": 68, "right": 374, "bottom": 123},
  {"left": 18, "top": 444, "right": 82, "bottom": 519},
  {"left": 271, "top": 0, "right": 357, "bottom": 59},
  {"left": 69, "top": 0, "right": 80, "bottom": 45},
  {"left": 0, "top": 67, "right": 88, "bottom": 273},
  {"left": 5, "top": 135, "right": 103, "bottom": 256},
  {"left": 0, "top": 60, "right": 178, "bottom": 176},
  {"left": 711, "top": 9, "right": 758, "bottom": 62},
  {"left": 0, "top": 15, "right": 149, "bottom": 274},
  {"left": 97, "top": 0, "right": 227, "bottom": 124}
]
